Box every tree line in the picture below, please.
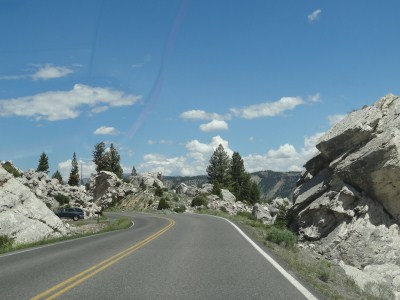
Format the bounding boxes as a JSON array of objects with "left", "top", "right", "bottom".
[
  {"left": 207, "top": 144, "right": 260, "bottom": 205},
  {"left": 35, "top": 141, "right": 123, "bottom": 186}
]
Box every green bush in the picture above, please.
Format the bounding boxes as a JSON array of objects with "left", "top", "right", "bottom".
[
  {"left": 0, "top": 235, "right": 13, "bottom": 251},
  {"left": 157, "top": 197, "right": 170, "bottom": 210},
  {"left": 173, "top": 205, "right": 186, "bottom": 213},
  {"left": 45, "top": 203, "right": 52, "bottom": 209},
  {"left": 265, "top": 227, "right": 297, "bottom": 249},
  {"left": 275, "top": 204, "right": 289, "bottom": 229},
  {"left": 318, "top": 260, "right": 331, "bottom": 282},
  {"left": 220, "top": 206, "right": 228, "bottom": 213},
  {"left": 54, "top": 193, "right": 70, "bottom": 206},
  {"left": 172, "top": 194, "right": 180, "bottom": 202},
  {"left": 154, "top": 185, "right": 163, "bottom": 197},
  {"left": 236, "top": 211, "right": 258, "bottom": 221},
  {"left": 191, "top": 195, "right": 208, "bottom": 207},
  {"left": 1, "top": 162, "right": 22, "bottom": 177}
]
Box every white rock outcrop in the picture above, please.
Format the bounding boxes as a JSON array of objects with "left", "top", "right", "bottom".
[
  {"left": 130, "top": 172, "right": 164, "bottom": 189},
  {"left": 252, "top": 198, "right": 291, "bottom": 225},
  {"left": 0, "top": 165, "right": 69, "bottom": 245},
  {"left": 290, "top": 94, "right": 400, "bottom": 297},
  {"left": 18, "top": 169, "right": 99, "bottom": 218}
]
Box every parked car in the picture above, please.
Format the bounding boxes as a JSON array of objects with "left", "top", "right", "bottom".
[{"left": 55, "top": 207, "right": 84, "bottom": 221}]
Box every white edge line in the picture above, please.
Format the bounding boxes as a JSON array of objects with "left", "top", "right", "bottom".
[
  {"left": 0, "top": 214, "right": 135, "bottom": 259},
  {"left": 212, "top": 215, "right": 318, "bottom": 300}
]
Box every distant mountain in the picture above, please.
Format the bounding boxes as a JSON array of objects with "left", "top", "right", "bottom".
[{"left": 164, "top": 170, "right": 301, "bottom": 202}]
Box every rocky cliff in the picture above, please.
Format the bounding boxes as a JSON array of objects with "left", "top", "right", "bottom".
[
  {"left": 0, "top": 165, "right": 69, "bottom": 245},
  {"left": 290, "top": 94, "right": 400, "bottom": 297}
]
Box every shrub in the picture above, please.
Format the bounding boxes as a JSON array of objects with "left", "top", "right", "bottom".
[
  {"left": 318, "top": 260, "right": 331, "bottom": 282},
  {"left": 220, "top": 206, "right": 228, "bottom": 213},
  {"left": 0, "top": 235, "right": 13, "bottom": 251},
  {"left": 45, "top": 203, "right": 52, "bottom": 209},
  {"left": 154, "top": 185, "right": 163, "bottom": 197},
  {"left": 54, "top": 193, "right": 70, "bottom": 206},
  {"left": 173, "top": 194, "right": 180, "bottom": 202},
  {"left": 157, "top": 197, "right": 170, "bottom": 210},
  {"left": 191, "top": 195, "right": 208, "bottom": 207},
  {"left": 275, "top": 204, "right": 289, "bottom": 229},
  {"left": 236, "top": 211, "right": 258, "bottom": 221},
  {"left": 148, "top": 199, "right": 153, "bottom": 206},
  {"left": 1, "top": 162, "right": 22, "bottom": 177},
  {"left": 173, "top": 205, "right": 186, "bottom": 213},
  {"left": 212, "top": 182, "right": 222, "bottom": 198},
  {"left": 265, "top": 227, "right": 297, "bottom": 249}
]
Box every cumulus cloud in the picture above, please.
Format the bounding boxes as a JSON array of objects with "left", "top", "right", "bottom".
[
  {"left": 94, "top": 126, "right": 119, "bottom": 135},
  {"left": 0, "top": 64, "right": 73, "bottom": 81},
  {"left": 199, "top": 120, "right": 228, "bottom": 132},
  {"left": 230, "top": 97, "right": 304, "bottom": 119},
  {"left": 58, "top": 159, "right": 96, "bottom": 180},
  {"left": 0, "top": 84, "right": 142, "bottom": 121},
  {"left": 243, "top": 132, "right": 325, "bottom": 172},
  {"left": 327, "top": 114, "right": 347, "bottom": 127},
  {"left": 308, "top": 9, "right": 322, "bottom": 22},
  {"left": 32, "top": 64, "right": 73, "bottom": 80},
  {"left": 139, "top": 136, "right": 233, "bottom": 176},
  {"left": 180, "top": 110, "right": 229, "bottom": 121}
]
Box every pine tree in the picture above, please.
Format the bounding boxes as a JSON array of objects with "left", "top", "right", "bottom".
[
  {"left": 230, "top": 152, "right": 246, "bottom": 199},
  {"left": 131, "top": 165, "right": 137, "bottom": 176},
  {"left": 92, "top": 142, "right": 107, "bottom": 173},
  {"left": 52, "top": 170, "right": 63, "bottom": 184},
  {"left": 36, "top": 152, "right": 49, "bottom": 173},
  {"left": 68, "top": 152, "right": 80, "bottom": 186},
  {"left": 107, "top": 144, "right": 123, "bottom": 178},
  {"left": 206, "top": 144, "right": 231, "bottom": 187},
  {"left": 249, "top": 181, "right": 260, "bottom": 205}
]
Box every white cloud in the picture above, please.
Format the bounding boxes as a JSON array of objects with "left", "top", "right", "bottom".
[
  {"left": 308, "top": 9, "right": 322, "bottom": 22},
  {"left": 180, "top": 110, "right": 229, "bottom": 121},
  {"left": 139, "top": 132, "right": 325, "bottom": 176},
  {"left": 309, "top": 92, "right": 321, "bottom": 102},
  {"left": 94, "top": 126, "right": 119, "bottom": 135},
  {"left": 90, "top": 106, "right": 109, "bottom": 115},
  {"left": 327, "top": 114, "right": 347, "bottom": 127},
  {"left": 199, "top": 120, "right": 228, "bottom": 132},
  {"left": 0, "top": 84, "right": 142, "bottom": 121},
  {"left": 139, "top": 136, "right": 233, "bottom": 176},
  {"left": 230, "top": 97, "right": 304, "bottom": 119},
  {"left": 243, "top": 132, "right": 325, "bottom": 172},
  {"left": 0, "top": 64, "right": 73, "bottom": 81},
  {"left": 58, "top": 159, "right": 97, "bottom": 180},
  {"left": 32, "top": 64, "right": 73, "bottom": 80}
]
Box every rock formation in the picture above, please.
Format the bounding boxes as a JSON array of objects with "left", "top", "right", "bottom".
[
  {"left": 290, "top": 94, "right": 400, "bottom": 297},
  {"left": 252, "top": 197, "right": 291, "bottom": 225},
  {"left": 18, "top": 169, "right": 99, "bottom": 218},
  {"left": 0, "top": 165, "right": 69, "bottom": 245}
]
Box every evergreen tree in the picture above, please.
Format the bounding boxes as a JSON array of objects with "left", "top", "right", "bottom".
[
  {"left": 36, "top": 152, "right": 49, "bottom": 173},
  {"left": 249, "top": 181, "right": 261, "bottom": 205},
  {"left": 131, "top": 165, "right": 137, "bottom": 176},
  {"left": 68, "top": 152, "right": 80, "bottom": 186},
  {"left": 206, "top": 144, "right": 231, "bottom": 187},
  {"left": 229, "top": 152, "right": 246, "bottom": 199},
  {"left": 52, "top": 170, "right": 63, "bottom": 184},
  {"left": 92, "top": 142, "right": 107, "bottom": 173},
  {"left": 107, "top": 143, "right": 123, "bottom": 178}
]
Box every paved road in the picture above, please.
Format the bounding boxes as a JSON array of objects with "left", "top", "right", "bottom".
[{"left": 0, "top": 212, "right": 317, "bottom": 299}]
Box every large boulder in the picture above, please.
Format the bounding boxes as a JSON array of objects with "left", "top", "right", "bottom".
[
  {"left": 130, "top": 172, "right": 164, "bottom": 189},
  {"left": 0, "top": 165, "right": 69, "bottom": 245},
  {"left": 290, "top": 94, "right": 400, "bottom": 297}
]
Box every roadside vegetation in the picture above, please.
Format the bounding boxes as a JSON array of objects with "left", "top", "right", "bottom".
[
  {"left": 0, "top": 216, "right": 132, "bottom": 255},
  {"left": 195, "top": 209, "right": 394, "bottom": 300}
]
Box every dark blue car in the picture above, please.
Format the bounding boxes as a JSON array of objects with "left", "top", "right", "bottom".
[{"left": 55, "top": 207, "right": 84, "bottom": 221}]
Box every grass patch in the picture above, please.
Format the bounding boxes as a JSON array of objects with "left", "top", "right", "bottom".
[
  {"left": 265, "top": 227, "right": 297, "bottom": 249},
  {"left": 0, "top": 216, "right": 132, "bottom": 255}
]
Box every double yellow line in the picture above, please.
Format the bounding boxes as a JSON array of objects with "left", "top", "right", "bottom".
[{"left": 32, "top": 217, "right": 175, "bottom": 300}]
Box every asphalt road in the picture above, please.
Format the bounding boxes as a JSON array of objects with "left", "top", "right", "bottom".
[{"left": 0, "top": 212, "right": 317, "bottom": 299}]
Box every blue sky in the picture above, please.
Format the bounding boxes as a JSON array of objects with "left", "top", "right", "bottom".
[{"left": 1, "top": 0, "right": 399, "bottom": 178}]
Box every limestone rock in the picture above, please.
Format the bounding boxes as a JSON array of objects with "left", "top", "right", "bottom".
[
  {"left": 0, "top": 165, "right": 69, "bottom": 245},
  {"left": 290, "top": 94, "right": 400, "bottom": 296}
]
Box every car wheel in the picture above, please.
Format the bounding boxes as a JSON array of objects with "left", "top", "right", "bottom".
[{"left": 73, "top": 215, "right": 79, "bottom": 221}]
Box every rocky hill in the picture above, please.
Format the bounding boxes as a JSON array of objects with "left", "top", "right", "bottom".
[
  {"left": 164, "top": 171, "right": 300, "bottom": 201},
  {"left": 290, "top": 94, "right": 400, "bottom": 298}
]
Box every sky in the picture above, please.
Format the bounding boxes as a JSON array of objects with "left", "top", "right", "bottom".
[{"left": 1, "top": 0, "right": 400, "bottom": 179}]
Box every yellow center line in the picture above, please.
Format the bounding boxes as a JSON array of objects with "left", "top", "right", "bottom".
[{"left": 31, "top": 217, "right": 175, "bottom": 300}]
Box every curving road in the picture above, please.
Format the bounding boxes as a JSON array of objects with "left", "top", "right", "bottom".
[{"left": 0, "top": 212, "right": 318, "bottom": 299}]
